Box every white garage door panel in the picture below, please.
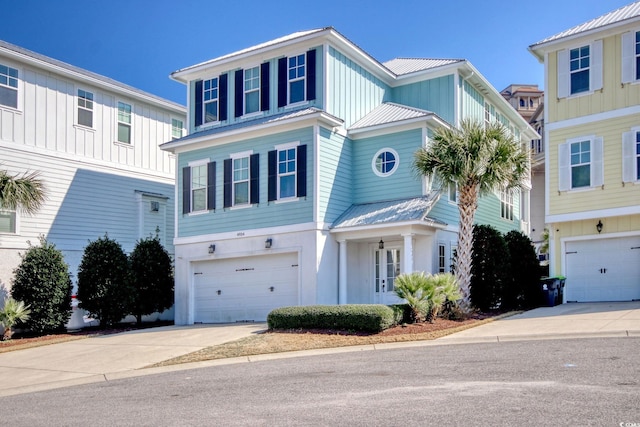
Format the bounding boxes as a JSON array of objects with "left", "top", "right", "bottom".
[
  {"left": 565, "top": 236, "right": 640, "bottom": 302},
  {"left": 193, "top": 253, "right": 299, "bottom": 323}
]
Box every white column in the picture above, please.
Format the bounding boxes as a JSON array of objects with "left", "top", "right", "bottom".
[
  {"left": 402, "top": 234, "right": 414, "bottom": 273},
  {"left": 338, "top": 239, "right": 347, "bottom": 304}
]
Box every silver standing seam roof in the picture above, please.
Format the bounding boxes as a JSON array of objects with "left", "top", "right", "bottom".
[
  {"left": 349, "top": 102, "right": 440, "bottom": 130},
  {"left": 530, "top": 1, "right": 640, "bottom": 47},
  {"left": 383, "top": 58, "right": 464, "bottom": 76},
  {"left": 0, "top": 39, "right": 184, "bottom": 111},
  {"left": 331, "top": 195, "right": 445, "bottom": 230}
]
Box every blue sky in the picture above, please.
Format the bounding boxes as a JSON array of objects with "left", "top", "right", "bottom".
[{"left": 1, "top": 0, "right": 631, "bottom": 105}]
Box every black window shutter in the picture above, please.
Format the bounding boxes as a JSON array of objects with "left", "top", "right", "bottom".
[
  {"left": 223, "top": 158, "right": 232, "bottom": 208},
  {"left": 268, "top": 150, "right": 277, "bottom": 201},
  {"left": 297, "top": 144, "right": 307, "bottom": 198},
  {"left": 306, "top": 49, "right": 316, "bottom": 101},
  {"left": 194, "top": 81, "right": 203, "bottom": 127},
  {"left": 250, "top": 153, "right": 259, "bottom": 205},
  {"left": 219, "top": 74, "right": 228, "bottom": 121},
  {"left": 260, "top": 62, "right": 270, "bottom": 111},
  {"left": 207, "top": 161, "right": 216, "bottom": 211},
  {"left": 182, "top": 167, "right": 191, "bottom": 214},
  {"left": 277, "top": 57, "right": 287, "bottom": 108},
  {"left": 234, "top": 69, "right": 243, "bottom": 118}
]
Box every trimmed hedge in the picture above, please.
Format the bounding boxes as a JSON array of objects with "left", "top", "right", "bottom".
[{"left": 267, "top": 304, "right": 396, "bottom": 332}]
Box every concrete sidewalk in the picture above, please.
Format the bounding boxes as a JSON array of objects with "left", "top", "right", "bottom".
[
  {"left": 436, "top": 301, "right": 640, "bottom": 344},
  {"left": 0, "top": 323, "right": 265, "bottom": 397}
]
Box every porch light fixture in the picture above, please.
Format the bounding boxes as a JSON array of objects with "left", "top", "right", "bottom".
[
  {"left": 265, "top": 238, "right": 273, "bottom": 249},
  {"left": 378, "top": 239, "right": 384, "bottom": 249},
  {"left": 208, "top": 244, "right": 216, "bottom": 254},
  {"left": 596, "top": 220, "right": 603, "bottom": 234}
]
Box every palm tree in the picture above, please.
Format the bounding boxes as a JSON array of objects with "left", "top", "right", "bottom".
[
  {"left": 0, "top": 298, "right": 31, "bottom": 340},
  {"left": 414, "top": 119, "right": 529, "bottom": 306},
  {"left": 0, "top": 169, "right": 46, "bottom": 214}
]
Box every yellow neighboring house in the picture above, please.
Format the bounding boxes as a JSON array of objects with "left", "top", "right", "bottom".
[{"left": 529, "top": 2, "right": 640, "bottom": 303}]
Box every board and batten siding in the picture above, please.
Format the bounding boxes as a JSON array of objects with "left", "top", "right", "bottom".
[
  {"left": 548, "top": 34, "right": 640, "bottom": 124},
  {"left": 318, "top": 127, "right": 352, "bottom": 224},
  {"left": 177, "top": 127, "right": 315, "bottom": 238},
  {"left": 391, "top": 75, "right": 455, "bottom": 125},
  {"left": 548, "top": 114, "right": 640, "bottom": 216},
  {"left": 0, "top": 66, "right": 176, "bottom": 177},
  {"left": 326, "top": 47, "right": 389, "bottom": 129},
  {"left": 351, "top": 129, "right": 423, "bottom": 204},
  {"left": 460, "top": 79, "right": 485, "bottom": 124}
]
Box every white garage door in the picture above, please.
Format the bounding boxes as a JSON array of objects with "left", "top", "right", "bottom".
[
  {"left": 565, "top": 236, "right": 640, "bottom": 302},
  {"left": 193, "top": 253, "right": 299, "bottom": 323}
]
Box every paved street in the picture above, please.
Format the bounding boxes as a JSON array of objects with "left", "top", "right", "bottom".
[{"left": 0, "top": 337, "right": 637, "bottom": 426}]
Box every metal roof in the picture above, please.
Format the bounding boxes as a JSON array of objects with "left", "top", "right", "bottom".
[
  {"left": 383, "top": 58, "right": 464, "bottom": 76},
  {"left": 172, "top": 28, "right": 328, "bottom": 76},
  {"left": 0, "top": 40, "right": 184, "bottom": 111},
  {"left": 349, "top": 102, "right": 438, "bottom": 130},
  {"left": 161, "top": 107, "right": 342, "bottom": 147},
  {"left": 331, "top": 195, "right": 445, "bottom": 230},
  {"left": 531, "top": 1, "right": 640, "bottom": 47}
]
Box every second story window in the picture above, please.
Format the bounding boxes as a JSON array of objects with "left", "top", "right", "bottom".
[
  {"left": 117, "top": 102, "right": 132, "bottom": 144},
  {"left": 268, "top": 144, "right": 306, "bottom": 202},
  {"left": 191, "top": 164, "right": 208, "bottom": 212},
  {"left": 278, "top": 148, "right": 297, "bottom": 198},
  {"left": 570, "top": 140, "right": 591, "bottom": 188},
  {"left": 0, "top": 64, "right": 18, "bottom": 109},
  {"left": 0, "top": 209, "right": 17, "bottom": 234},
  {"left": 203, "top": 78, "right": 219, "bottom": 123},
  {"left": 233, "top": 157, "right": 250, "bottom": 205},
  {"left": 570, "top": 46, "right": 590, "bottom": 95},
  {"left": 500, "top": 189, "right": 514, "bottom": 221},
  {"left": 171, "top": 118, "right": 183, "bottom": 140},
  {"left": 244, "top": 67, "right": 260, "bottom": 114},
  {"left": 448, "top": 182, "right": 458, "bottom": 204},
  {"left": 77, "top": 89, "right": 93, "bottom": 128},
  {"left": 288, "top": 54, "right": 305, "bottom": 104}
]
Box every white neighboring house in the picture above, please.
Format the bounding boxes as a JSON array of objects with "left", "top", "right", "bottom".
[{"left": 0, "top": 40, "right": 185, "bottom": 317}]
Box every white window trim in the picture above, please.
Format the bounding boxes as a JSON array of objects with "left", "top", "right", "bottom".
[
  {"left": 0, "top": 62, "right": 21, "bottom": 112},
  {"left": 448, "top": 182, "right": 458, "bottom": 205},
  {"left": 203, "top": 77, "right": 219, "bottom": 125},
  {"left": 274, "top": 141, "right": 300, "bottom": 150},
  {"left": 186, "top": 158, "right": 211, "bottom": 215},
  {"left": 371, "top": 148, "right": 399, "bottom": 177},
  {"left": 230, "top": 150, "right": 253, "bottom": 207},
  {"left": 116, "top": 100, "right": 133, "bottom": 144},
  {"left": 622, "top": 30, "right": 640, "bottom": 84},
  {"left": 274, "top": 142, "right": 300, "bottom": 201},
  {"left": 558, "top": 135, "right": 604, "bottom": 192},
  {"left": 557, "top": 40, "right": 603, "bottom": 99},
  {"left": 76, "top": 87, "right": 95, "bottom": 129},
  {"left": 287, "top": 53, "right": 306, "bottom": 105},
  {"left": 0, "top": 209, "right": 19, "bottom": 235},
  {"left": 244, "top": 66, "right": 261, "bottom": 116},
  {"left": 171, "top": 117, "right": 184, "bottom": 140},
  {"left": 500, "top": 189, "right": 515, "bottom": 221}
]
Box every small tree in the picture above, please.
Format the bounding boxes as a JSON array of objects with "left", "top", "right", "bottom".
[
  {"left": 470, "top": 224, "right": 509, "bottom": 312},
  {"left": 129, "top": 234, "right": 174, "bottom": 325},
  {"left": 11, "top": 237, "right": 72, "bottom": 333},
  {"left": 0, "top": 298, "right": 31, "bottom": 340},
  {"left": 504, "top": 230, "right": 541, "bottom": 309},
  {"left": 77, "top": 235, "right": 132, "bottom": 328},
  {"left": 394, "top": 272, "right": 431, "bottom": 323}
]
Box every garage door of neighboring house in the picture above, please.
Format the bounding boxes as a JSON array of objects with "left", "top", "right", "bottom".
[
  {"left": 193, "top": 253, "right": 299, "bottom": 323},
  {"left": 565, "top": 236, "right": 640, "bottom": 302}
]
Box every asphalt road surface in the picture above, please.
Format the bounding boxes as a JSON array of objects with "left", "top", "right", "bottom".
[{"left": 1, "top": 337, "right": 638, "bottom": 426}]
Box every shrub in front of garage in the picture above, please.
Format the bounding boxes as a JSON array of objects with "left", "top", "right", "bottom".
[{"left": 267, "top": 304, "right": 396, "bottom": 332}]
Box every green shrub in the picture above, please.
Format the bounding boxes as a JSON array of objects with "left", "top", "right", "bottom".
[
  {"left": 11, "top": 237, "right": 72, "bottom": 333},
  {"left": 129, "top": 234, "right": 174, "bottom": 325},
  {"left": 504, "top": 230, "right": 542, "bottom": 310},
  {"left": 470, "top": 224, "right": 509, "bottom": 312},
  {"left": 77, "top": 235, "right": 132, "bottom": 328},
  {"left": 394, "top": 272, "right": 431, "bottom": 323},
  {"left": 267, "top": 304, "right": 396, "bottom": 332}
]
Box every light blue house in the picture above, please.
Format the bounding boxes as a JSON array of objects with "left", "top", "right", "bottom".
[{"left": 162, "top": 28, "right": 538, "bottom": 325}]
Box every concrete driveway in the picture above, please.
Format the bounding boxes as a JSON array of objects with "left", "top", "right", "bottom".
[{"left": 0, "top": 323, "right": 265, "bottom": 397}]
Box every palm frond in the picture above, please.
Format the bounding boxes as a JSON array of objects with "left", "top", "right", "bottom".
[{"left": 0, "top": 169, "right": 46, "bottom": 214}]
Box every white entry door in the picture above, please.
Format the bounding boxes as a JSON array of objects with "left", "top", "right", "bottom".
[{"left": 374, "top": 247, "right": 403, "bottom": 305}]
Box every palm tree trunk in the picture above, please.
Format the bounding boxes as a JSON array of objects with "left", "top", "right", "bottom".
[{"left": 455, "top": 183, "right": 479, "bottom": 308}]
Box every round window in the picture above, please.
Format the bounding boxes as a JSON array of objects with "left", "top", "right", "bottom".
[{"left": 372, "top": 148, "right": 399, "bottom": 177}]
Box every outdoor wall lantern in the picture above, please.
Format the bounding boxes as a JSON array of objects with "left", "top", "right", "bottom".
[
  {"left": 265, "top": 238, "right": 273, "bottom": 249},
  {"left": 596, "top": 220, "right": 603, "bottom": 234},
  {"left": 378, "top": 239, "right": 384, "bottom": 249},
  {"left": 208, "top": 244, "right": 216, "bottom": 254}
]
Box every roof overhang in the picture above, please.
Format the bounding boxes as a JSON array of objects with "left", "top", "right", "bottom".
[
  {"left": 348, "top": 114, "right": 449, "bottom": 140},
  {"left": 160, "top": 109, "right": 343, "bottom": 153}
]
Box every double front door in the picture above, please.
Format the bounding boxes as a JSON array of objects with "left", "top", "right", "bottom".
[{"left": 374, "top": 248, "right": 403, "bottom": 305}]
